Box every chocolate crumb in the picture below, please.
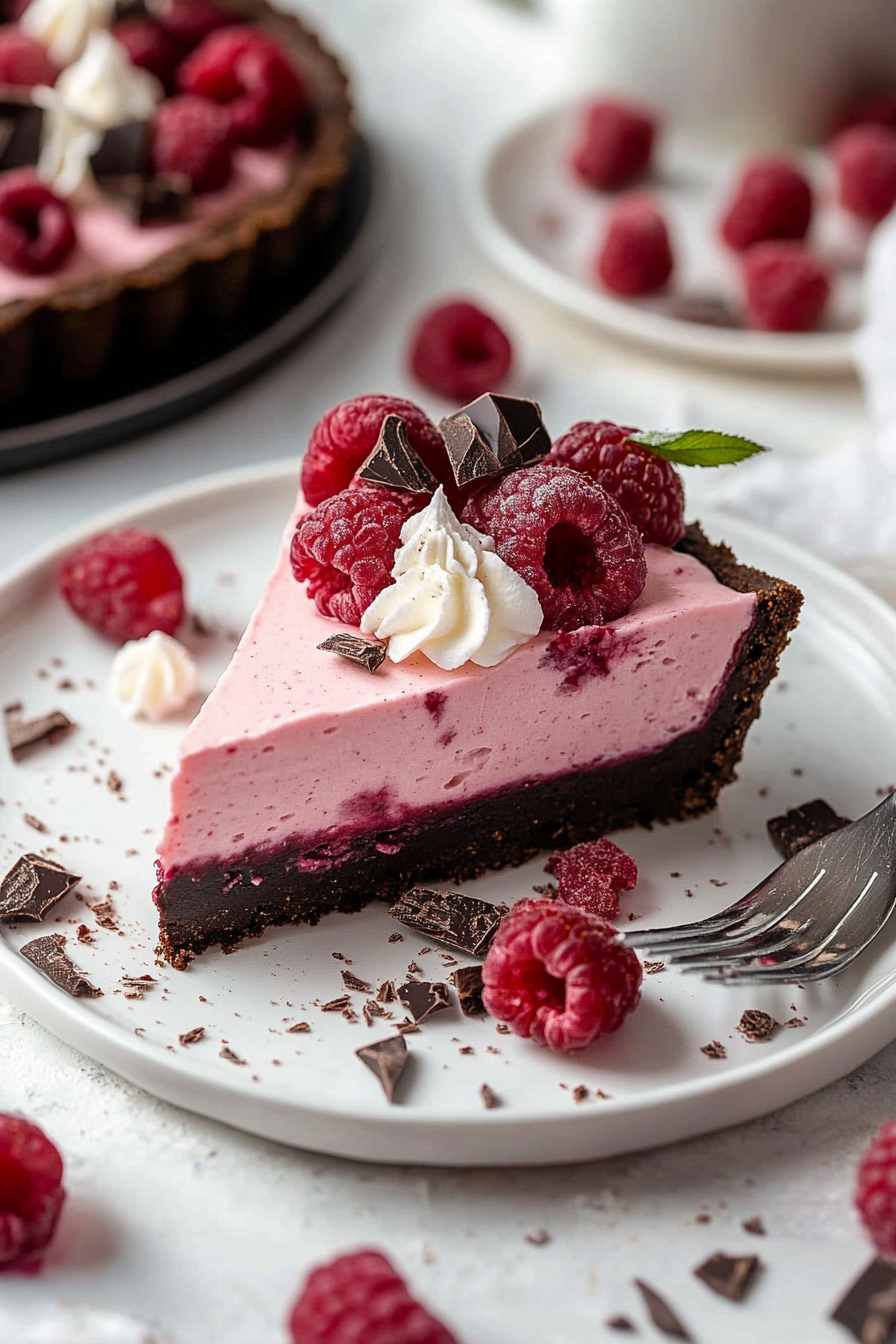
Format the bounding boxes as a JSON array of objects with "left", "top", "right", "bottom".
[
  {"left": 496, "top": 1023, "right": 510, "bottom": 1034},
  {"left": 321, "top": 995, "right": 351, "bottom": 1013},
  {"left": 701, "top": 1040, "right": 727, "bottom": 1060},
  {"left": 634, "top": 1280, "right": 691, "bottom": 1340},
  {"left": 287, "top": 1021, "right": 311, "bottom": 1034},
  {"left": 742, "top": 1216, "right": 766, "bottom": 1236},
  {"left": 695, "top": 1213, "right": 711, "bottom": 1224},
  {"left": 407, "top": 961, "right": 424, "bottom": 977},
  {"left": 387, "top": 932, "right": 404, "bottom": 943},
  {"left": 341, "top": 1006, "right": 358, "bottom": 1023},
  {"left": 89, "top": 898, "right": 119, "bottom": 931},
  {"left": 781, "top": 1017, "right": 805, "bottom": 1028},
  {"left": 459, "top": 1045, "right": 474, "bottom": 1055},
  {"left": 122, "top": 974, "right": 156, "bottom": 1000},
  {"left": 179, "top": 1026, "right": 205, "bottom": 1046},
  {"left": 396, "top": 1019, "right": 420, "bottom": 1035},
  {"left": 107, "top": 770, "right": 124, "bottom": 794},
  {"left": 605, "top": 1316, "right": 636, "bottom": 1332},
  {"left": 643, "top": 960, "right": 665, "bottom": 975},
  {"left": 23, "top": 813, "right": 47, "bottom": 833},
  {"left": 76, "top": 924, "right": 93, "bottom": 943},
  {"left": 377, "top": 980, "right": 397, "bottom": 1003},
  {"left": 532, "top": 881, "right": 557, "bottom": 898},
  {"left": 694, "top": 1252, "right": 761, "bottom": 1303},
  {"left": 219, "top": 1045, "right": 246, "bottom": 1065},
  {"left": 480, "top": 1082, "right": 500, "bottom": 1109},
  {"left": 525, "top": 1228, "right": 551, "bottom": 1246},
  {"left": 573, "top": 1084, "right": 589, "bottom": 1104},
  {"left": 738, "top": 1009, "right": 776, "bottom": 1042},
  {"left": 596, "top": 1089, "right": 612, "bottom": 1100},
  {"left": 341, "top": 970, "right": 372, "bottom": 994}
]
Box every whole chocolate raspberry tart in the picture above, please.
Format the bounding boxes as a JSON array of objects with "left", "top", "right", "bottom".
[{"left": 0, "top": 0, "right": 354, "bottom": 405}]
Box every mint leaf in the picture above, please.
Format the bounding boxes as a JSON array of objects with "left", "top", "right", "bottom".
[{"left": 629, "top": 430, "right": 768, "bottom": 467}]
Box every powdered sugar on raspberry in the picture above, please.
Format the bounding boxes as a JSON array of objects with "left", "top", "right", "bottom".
[{"left": 546, "top": 839, "right": 639, "bottom": 920}]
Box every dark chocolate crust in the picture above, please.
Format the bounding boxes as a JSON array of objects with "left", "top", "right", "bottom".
[
  {"left": 0, "top": 0, "right": 355, "bottom": 404},
  {"left": 156, "top": 524, "right": 802, "bottom": 967}
]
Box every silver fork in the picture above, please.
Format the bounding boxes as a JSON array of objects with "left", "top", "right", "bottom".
[{"left": 621, "top": 792, "right": 896, "bottom": 984}]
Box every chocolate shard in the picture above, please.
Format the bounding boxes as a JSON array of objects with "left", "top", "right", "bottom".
[
  {"left": 20, "top": 933, "right": 102, "bottom": 998},
  {"left": 694, "top": 1252, "right": 761, "bottom": 1303},
  {"left": 0, "top": 89, "right": 43, "bottom": 171},
  {"left": 831, "top": 1258, "right": 896, "bottom": 1342},
  {"left": 389, "top": 888, "right": 507, "bottom": 956},
  {"left": 439, "top": 393, "right": 549, "bottom": 488},
  {"left": 89, "top": 120, "right": 151, "bottom": 180},
  {"left": 634, "top": 1281, "right": 692, "bottom": 1340},
  {"left": 737, "top": 1008, "right": 776, "bottom": 1042},
  {"left": 318, "top": 632, "right": 387, "bottom": 674},
  {"left": 357, "top": 415, "right": 439, "bottom": 494},
  {"left": 479, "top": 1082, "right": 500, "bottom": 1109},
  {"left": 439, "top": 412, "right": 502, "bottom": 487},
  {"left": 742, "top": 1216, "right": 766, "bottom": 1236},
  {"left": 605, "top": 1317, "right": 636, "bottom": 1332},
  {"left": 341, "top": 970, "right": 373, "bottom": 994},
  {"left": 767, "top": 798, "right": 851, "bottom": 861},
  {"left": 0, "top": 853, "right": 80, "bottom": 922},
  {"left": 452, "top": 964, "right": 485, "bottom": 1017},
  {"left": 179, "top": 1026, "right": 205, "bottom": 1046},
  {"left": 5, "top": 700, "right": 76, "bottom": 761},
  {"left": 355, "top": 1033, "right": 409, "bottom": 1103},
  {"left": 397, "top": 979, "right": 451, "bottom": 1023},
  {"left": 100, "top": 172, "right": 192, "bottom": 225}
]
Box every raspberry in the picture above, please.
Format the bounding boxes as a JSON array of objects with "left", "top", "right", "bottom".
[
  {"left": 481, "top": 899, "right": 642, "bottom": 1051},
  {"left": 289, "top": 1249, "right": 458, "bottom": 1344},
  {"left": 114, "top": 18, "right": 181, "bottom": 90},
  {"left": 158, "top": 0, "right": 237, "bottom": 54},
  {"left": 179, "top": 26, "right": 310, "bottom": 148},
  {"left": 856, "top": 1121, "right": 896, "bottom": 1260},
  {"left": 0, "top": 170, "right": 74, "bottom": 276},
  {"left": 152, "top": 95, "right": 232, "bottom": 193},
  {"left": 0, "top": 27, "right": 58, "bottom": 86},
  {"left": 291, "top": 486, "right": 419, "bottom": 625},
  {"left": 58, "top": 528, "right": 186, "bottom": 643},
  {"left": 831, "top": 124, "right": 896, "bottom": 224},
  {"left": 546, "top": 420, "right": 685, "bottom": 547},
  {"left": 0, "top": 1113, "right": 65, "bottom": 1271},
  {"left": 301, "top": 395, "right": 448, "bottom": 507},
  {"left": 596, "top": 195, "right": 674, "bottom": 297},
  {"left": 570, "top": 98, "right": 657, "bottom": 191},
  {"left": 743, "top": 241, "right": 832, "bottom": 333},
  {"left": 720, "top": 157, "right": 813, "bottom": 252},
  {"left": 546, "top": 839, "right": 639, "bottom": 920},
  {"left": 408, "top": 299, "right": 513, "bottom": 403},
  {"left": 461, "top": 464, "right": 646, "bottom": 631}
]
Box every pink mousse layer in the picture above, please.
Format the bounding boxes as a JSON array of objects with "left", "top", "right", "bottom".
[
  {"left": 157, "top": 501, "right": 757, "bottom": 878},
  {"left": 0, "top": 146, "right": 293, "bottom": 304}
]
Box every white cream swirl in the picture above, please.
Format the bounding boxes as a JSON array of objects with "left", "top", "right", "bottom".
[
  {"left": 35, "top": 31, "right": 163, "bottom": 195},
  {"left": 360, "top": 487, "right": 543, "bottom": 671},
  {"left": 22, "top": 0, "right": 116, "bottom": 68},
  {"left": 109, "top": 631, "right": 199, "bottom": 721}
]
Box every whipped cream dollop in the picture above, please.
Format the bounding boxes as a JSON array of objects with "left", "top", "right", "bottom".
[
  {"left": 22, "top": 0, "right": 116, "bottom": 67},
  {"left": 110, "top": 630, "right": 199, "bottom": 721},
  {"left": 360, "top": 487, "right": 543, "bottom": 671},
  {"left": 35, "top": 31, "right": 163, "bottom": 195}
]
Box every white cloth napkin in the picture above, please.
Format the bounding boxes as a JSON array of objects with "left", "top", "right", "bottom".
[{"left": 687, "top": 212, "right": 896, "bottom": 602}]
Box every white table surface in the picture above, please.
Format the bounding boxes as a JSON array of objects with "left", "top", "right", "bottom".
[{"left": 0, "top": 3, "right": 890, "bottom": 1341}]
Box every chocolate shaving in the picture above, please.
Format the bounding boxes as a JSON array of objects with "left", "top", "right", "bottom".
[
  {"left": 89, "top": 898, "right": 119, "bottom": 931},
  {"left": 341, "top": 970, "right": 372, "bottom": 993},
  {"left": 452, "top": 964, "right": 485, "bottom": 1017},
  {"left": 634, "top": 1281, "right": 692, "bottom": 1340},
  {"left": 357, "top": 414, "right": 439, "bottom": 493},
  {"left": 20, "top": 933, "right": 102, "bottom": 998},
  {"left": 101, "top": 171, "right": 192, "bottom": 225},
  {"left": 738, "top": 1009, "right": 776, "bottom": 1042},
  {"left": 122, "top": 974, "right": 156, "bottom": 1000},
  {"left": 355, "top": 1034, "right": 408, "bottom": 1103},
  {"left": 700, "top": 1040, "right": 727, "bottom": 1060},
  {"left": 397, "top": 980, "right": 451, "bottom": 1022},
  {"left": 0, "top": 90, "right": 43, "bottom": 172},
  {"left": 318, "top": 633, "right": 386, "bottom": 674},
  {"left": 644, "top": 960, "right": 665, "bottom": 975},
  {"left": 321, "top": 995, "right": 351, "bottom": 1012},
  {"left": 219, "top": 1045, "right": 246, "bottom": 1065},
  {"left": 23, "top": 813, "right": 47, "bottom": 833},
  {"left": 0, "top": 853, "right": 80, "bottom": 922},
  {"left": 694, "top": 1252, "right": 761, "bottom": 1303},
  {"left": 479, "top": 1082, "right": 500, "bottom": 1109},
  {"left": 831, "top": 1258, "right": 896, "bottom": 1342},
  {"left": 377, "top": 980, "right": 397, "bottom": 1003},
  {"left": 5, "top": 700, "right": 75, "bottom": 761},
  {"left": 179, "top": 1026, "right": 205, "bottom": 1046},
  {"left": 396, "top": 1018, "right": 420, "bottom": 1035},
  {"left": 287, "top": 1021, "right": 311, "bottom": 1033},
  {"left": 767, "top": 798, "right": 851, "bottom": 861},
  {"left": 605, "top": 1317, "right": 636, "bottom": 1332},
  {"left": 389, "top": 888, "right": 507, "bottom": 956}
]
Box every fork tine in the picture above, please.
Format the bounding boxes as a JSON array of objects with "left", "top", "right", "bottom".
[
  {"left": 673, "top": 919, "right": 812, "bottom": 971},
  {"left": 621, "top": 898, "right": 753, "bottom": 951}
]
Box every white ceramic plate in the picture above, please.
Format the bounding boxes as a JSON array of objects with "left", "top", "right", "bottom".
[
  {"left": 470, "top": 101, "right": 864, "bottom": 374},
  {"left": 2, "top": 462, "right": 896, "bottom": 1168}
]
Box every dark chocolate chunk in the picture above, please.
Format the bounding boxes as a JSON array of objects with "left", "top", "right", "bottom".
[
  {"left": 832, "top": 1258, "right": 896, "bottom": 1342},
  {"left": 634, "top": 1281, "right": 691, "bottom": 1340},
  {"left": 179, "top": 1026, "right": 205, "bottom": 1046},
  {"left": 0, "top": 90, "right": 43, "bottom": 171},
  {"left": 479, "top": 1082, "right": 500, "bottom": 1109},
  {"left": 453, "top": 964, "right": 485, "bottom": 1017},
  {"left": 89, "top": 120, "right": 151, "bottom": 179},
  {"left": 439, "top": 393, "right": 549, "bottom": 487},
  {"left": 0, "top": 853, "right": 80, "bottom": 922},
  {"left": 318, "top": 632, "right": 387, "bottom": 674},
  {"left": 21, "top": 933, "right": 102, "bottom": 998},
  {"left": 694, "top": 1252, "right": 761, "bottom": 1303},
  {"left": 397, "top": 979, "right": 451, "bottom": 1022},
  {"left": 356, "top": 414, "right": 439, "bottom": 494},
  {"left": 767, "top": 798, "right": 850, "bottom": 861},
  {"left": 667, "top": 293, "right": 741, "bottom": 328},
  {"left": 101, "top": 172, "right": 192, "bottom": 225},
  {"left": 389, "top": 888, "right": 507, "bottom": 956},
  {"left": 342, "top": 970, "right": 372, "bottom": 993},
  {"left": 439, "top": 413, "right": 501, "bottom": 486},
  {"left": 355, "top": 1033, "right": 408, "bottom": 1102},
  {"left": 5, "top": 700, "right": 76, "bottom": 761},
  {"left": 737, "top": 1008, "right": 776, "bottom": 1042}
]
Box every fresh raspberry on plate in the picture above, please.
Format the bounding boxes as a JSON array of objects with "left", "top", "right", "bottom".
[
  {"left": 152, "top": 94, "right": 232, "bottom": 193},
  {"left": 570, "top": 98, "right": 657, "bottom": 191},
  {"left": 289, "top": 1248, "right": 458, "bottom": 1344},
  {"left": 546, "top": 839, "right": 639, "bottom": 920},
  {"left": 158, "top": 0, "right": 238, "bottom": 54},
  {"left": 546, "top": 420, "right": 685, "bottom": 546},
  {"left": 58, "top": 528, "right": 186, "bottom": 643},
  {"left": 290, "top": 485, "right": 419, "bottom": 625},
  {"left": 301, "top": 395, "right": 448, "bottom": 507},
  {"left": 114, "top": 17, "right": 182, "bottom": 90},
  {"left": 408, "top": 299, "right": 513, "bottom": 403},
  {"left": 0, "top": 170, "right": 75, "bottom": 275},
  {"left": 831, "top": 124, "right": 896, "bottom": 224},
  {"left": 0, "top": 27, "right": 58, "bottom": 86},
  {"left": 856, "top": 1121, "right": 896, "bottom": 1260},
  {"left": 0, "top": 1113, "right": 65, "bottom": 1271},
  {"left": 179, "top": 26, "right": 310, "bottom": 147},
  {"left": 742, "top": 241, "right": 832, "bottom": 332},
  {"left": 596, "top": 195, "right": 674, "bottom": 296},
  {"left": 461, "top": 463, "right": 646, "bottom": 631},
  {"left": 720, "top": 157, "right": 813, "bottom": 252},
  {"left": 482, "top": 899, "right": 642, "bottom": 1051}
]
